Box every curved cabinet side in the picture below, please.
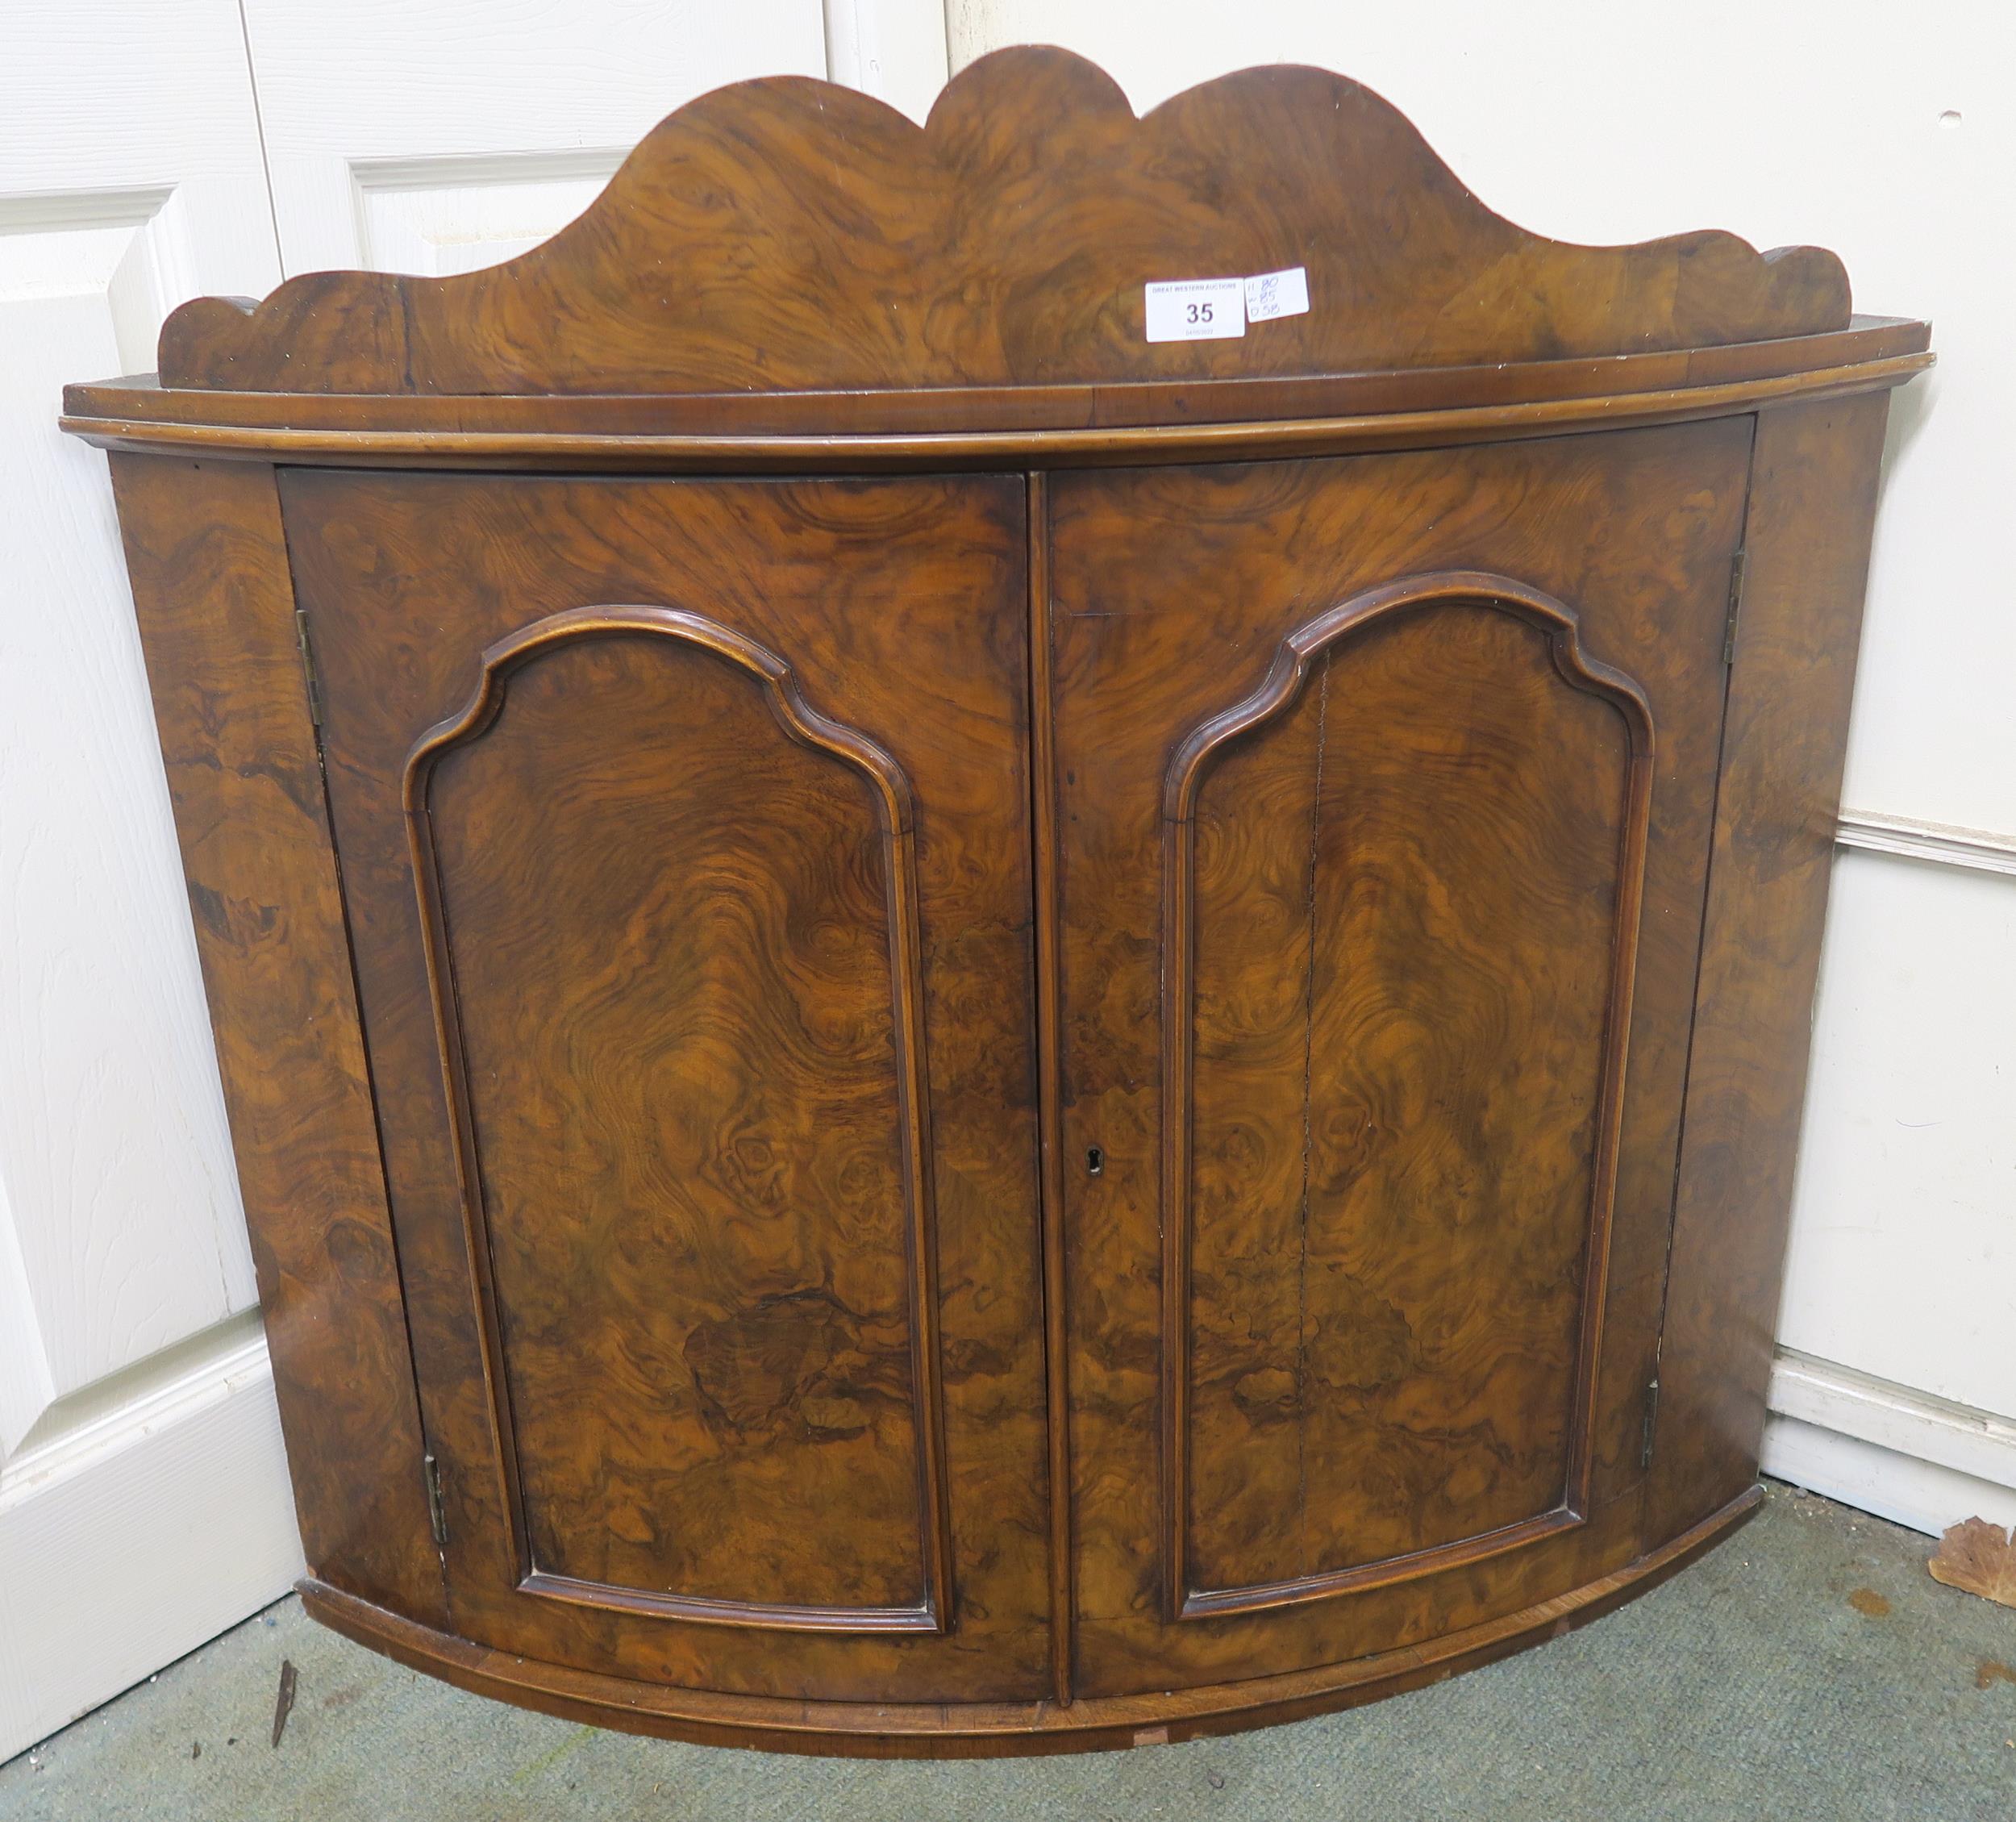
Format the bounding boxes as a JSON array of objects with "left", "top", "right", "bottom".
[
  {"left": 1650, "top": 393, "right": 1893, "bottom": 1544},
  {"left": 107, "top": 453, "right": 441, "bottom": 1621}
]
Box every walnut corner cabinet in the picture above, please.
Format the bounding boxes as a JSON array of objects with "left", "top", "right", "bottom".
[{"left": 65, "top": 49, "right": 1930, "bottom": 1758}]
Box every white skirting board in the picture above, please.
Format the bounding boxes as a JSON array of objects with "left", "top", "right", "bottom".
[
  {"left": 0, "top": 1316, "right": 304, "bottom": 1764},
  {"left": 1762, "top": 1349, "right": 2016, "bottom": 1538}
]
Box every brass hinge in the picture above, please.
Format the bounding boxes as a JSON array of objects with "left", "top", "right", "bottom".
[
  {"left": 294, "top": 607, "right": 323, "bottom": 729},
  {"left": 423, "top": 1451, "right": 448, "bottom": 1547},
  {"left": 1640, "top": 1376, "right": 1661, "bottom": 1470},
  {"left": 1722, "top": 550, "right": 1747, "bottom": 666}
]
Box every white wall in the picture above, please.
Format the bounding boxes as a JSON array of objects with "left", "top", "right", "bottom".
[{"left": 948, "top": 0, "right": 2016, "bottom": 1535}]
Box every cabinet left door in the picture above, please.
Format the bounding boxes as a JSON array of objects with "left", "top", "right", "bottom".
[{"left": 280, "top": 469, "right": 1052, "bottom": 1705}]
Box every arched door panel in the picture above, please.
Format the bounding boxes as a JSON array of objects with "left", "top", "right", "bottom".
[
  {"left": 1167, "top": 581, "right": 1652, "bottom": 1617},
  {"left": 405, "top": 609, "right": 949, "bottom": 1633}
]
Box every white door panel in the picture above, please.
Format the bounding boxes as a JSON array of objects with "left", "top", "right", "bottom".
[
  {"left": 240, "top": 0, "right": 829, "bottom": 277},
  {"left": 0, "top": 200, "right": 254, "bottom": 1443},
  {"left": 352, "top": 149, "right": 631, "bottom": 278}
]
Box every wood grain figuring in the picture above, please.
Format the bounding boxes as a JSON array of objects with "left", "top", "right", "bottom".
[
  {"left": 403, "top": 608, "right": 949, "bottom": 1631},
  {"left": 1049, "top": 423, "right": 1750, "bottom": 1696},
  {"left": 105, "top": 455, "right": 441, "bottom": 1623},
  {"left": 155, "top": 49, "right": 1847, "bottom": 396},
  {"left": 282, "top": 469, "right": 1048, "bottom": 1705},
  {"left": 1162, "top": 577, "right": 1652, "bottom": 1618}
]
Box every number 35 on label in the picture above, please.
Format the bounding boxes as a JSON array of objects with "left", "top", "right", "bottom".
[
  {"left": 1143, "top": 277, "right": 1245, "bottom": 342},
  {"left": 1143, "top": 269, "right": 1309, "bottom": 343}
]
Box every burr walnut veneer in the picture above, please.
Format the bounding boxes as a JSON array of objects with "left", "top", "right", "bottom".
[{"left": 65, "top": 50, "right": 1928, "bottom": 1756}]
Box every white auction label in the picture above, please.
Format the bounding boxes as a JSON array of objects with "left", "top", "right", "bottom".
[
  {"left": 1144, "top": 278, "right": 1246, "bottom": 342},
  {"left": 1244, "top": 265, "right": 1310, "bottom": 323}
]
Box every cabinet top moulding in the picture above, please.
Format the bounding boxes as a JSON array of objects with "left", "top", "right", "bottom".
[{"left": 62, "top": 47, "right": 1930, "bottom": 470}]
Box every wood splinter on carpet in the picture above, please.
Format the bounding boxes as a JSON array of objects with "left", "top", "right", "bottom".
[
  {"left": 1928, "top": 1518, "right": 2016, "bottom": 1610},
  {"left": 270, "top": 1659, "right": 298, "bottom": 1749}
]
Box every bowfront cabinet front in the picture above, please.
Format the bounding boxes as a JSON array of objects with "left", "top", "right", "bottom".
[{"left": 67, "top": 50, "right": 1928, "bottom": 1755}]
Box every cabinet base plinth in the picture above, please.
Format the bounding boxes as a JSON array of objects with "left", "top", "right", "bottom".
[{"left": 299, "top": 1485, "right": 1760, "bottom": 1759}]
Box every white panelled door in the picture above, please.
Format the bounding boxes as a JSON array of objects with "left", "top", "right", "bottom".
[
  {"left": 0, "top": 0, "right": 294, "bottom": 1763},
  {"left": 238, "top": 0, "right": 831, "bottom": 278},
  {"left": 1, "top": 0, "right": 928, "bottom": 1762}
]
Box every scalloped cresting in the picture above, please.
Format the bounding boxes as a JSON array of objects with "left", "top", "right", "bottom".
[{"left": 158, "top": 48, "right": 1851, "bottom": 395}]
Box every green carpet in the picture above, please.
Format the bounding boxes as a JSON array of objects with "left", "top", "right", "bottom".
[{"left": 5, "top": 1482, "right": 2012, "bottom": 1820}]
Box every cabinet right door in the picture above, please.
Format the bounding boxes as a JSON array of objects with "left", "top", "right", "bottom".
[{"left": 1046, "top": 419, "right": 1755, "bottom": 1695}]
